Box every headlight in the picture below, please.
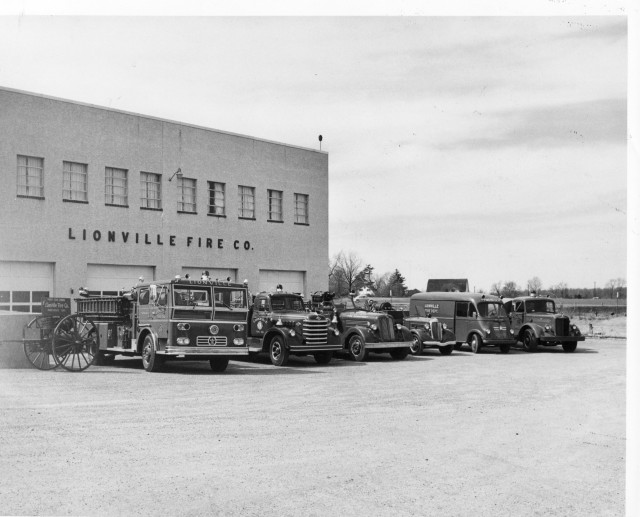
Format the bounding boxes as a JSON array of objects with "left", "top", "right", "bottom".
[
  {"left": 396, "top": 324, "right": 402, "bottom": 330},
  {"left": 233, "top": 338, "right": 245, "bottom": 345},
  {"left": 370, "top": 323, "right": 378, "bottom": 331},
  {"left": 544, "top": 325, "right": 551, "bottom": 331},
  {"left": 510, "top": 329, "right": 515, "bottom": 335},
  {"left": 177, "top": 323, "right": 190, "bottom": 331},
  {"left": 485, "top": 328, "right": 491, "bottom": 335},
  {"left": 233, "top": 324, "right": 245, "bottom": 332},
  {"left": 177, "top": 337, "right": 190, "bottom": 345},
  {"left": 442, "top": 323, "right": 448, "bottom": 330},
  {"left": 333, "top": 329, "right": 340, "bottom": 336},
  {"left": 572, "top": 325, "right": 577, "bottom": 330},
  {"left": 289, "top": 329, "right": 296, "bottom": 337},
  {"left": 423, "top": 323, "right": 431, "bottom": 331}
]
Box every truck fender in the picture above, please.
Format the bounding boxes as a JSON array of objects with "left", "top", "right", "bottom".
[
  {"left": 442, "top": 328, "right": 457, "bottom": 344},
  {"left": 262, "top": 328, "right": 290, "bottom": 352},
  {"left": 398, "top": 326, "right": 412, "bottom": 341},
  {"left": 518, "top": 323, "right": 544, "bottom": 341},
  {"left": 136, "top": 328, "right": 159, "bottom": 355},
  {"left": 341, "top": 327, "right": 368, "bottom": 347},
  {"left": 466, "top": 330, "right": 483, "bottom": 344}
]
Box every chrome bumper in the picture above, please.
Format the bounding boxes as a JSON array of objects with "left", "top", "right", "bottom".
[{"left": 161, "top": 346, "right": 249, "bottom": 356}]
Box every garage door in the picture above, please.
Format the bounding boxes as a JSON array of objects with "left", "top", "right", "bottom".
[
  {"left": 181, "top": 268, "right": 237, "bottom": 283},
  {"left": 258, "top": 270, "right": 305, "bottom": 294},
  {"left": 0, "top": 261, "right": 54, "bottom": 312},
  {"left": 86, "top": 264, "right": 155, "bottom": 296}
]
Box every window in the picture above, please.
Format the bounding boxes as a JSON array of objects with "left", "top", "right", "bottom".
[
  {"left": 178, "top": 177, "right": 197, "bottom": 213},
  {"left": 456, "top": 302, "right": 470, "bottom": 317},
  {"left": 105, "top": 167, "right": 128, "bottom": 206},
  {"left": 208, "top": 181, "right": 225, "bottom": 216},
  {"left": 0, "top": 290, "right": 50, "bottom": 313},
  {"left": 17, "top": 155, "right": 44, "bottom": 198},
  {"left": 140, "top": 172, "right": 162, "bottom": 209},
  {"left": 62, "top": 161, "right": 88, "bottom": 202},
  {"left": 294, "top": 193, "right": 309, "bottom": 224},
  {"left": 238, "top": 185, "right": 255, "bottom": 219},
  {"left": 268, "top": 189, "right": 283, "bottom": 221}
]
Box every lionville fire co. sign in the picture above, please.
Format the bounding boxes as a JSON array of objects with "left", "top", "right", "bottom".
[{"left": 68, "top": 228, "right": 253, "bottom": 250}]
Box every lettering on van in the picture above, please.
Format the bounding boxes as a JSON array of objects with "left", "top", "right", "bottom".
[{"left": 424, "top": 303, "right": 440, "bottom": 314}]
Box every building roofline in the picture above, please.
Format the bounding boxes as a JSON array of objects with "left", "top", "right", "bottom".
[{"left": 0, "top": 85, "right": 328, "bottom": 155}]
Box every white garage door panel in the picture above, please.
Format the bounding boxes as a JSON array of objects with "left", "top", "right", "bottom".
[
  {"left": 182, "top": 268, "right": 237, "bottom": 282},
  {"left": 87, "top": 264, "right": 155, "bottom": 294},
  {"left": 258, "top": 270, "right": 305, "bottom": 294},
  {"left": 0, "top": 261, "right": 54, "bottom": 312}
]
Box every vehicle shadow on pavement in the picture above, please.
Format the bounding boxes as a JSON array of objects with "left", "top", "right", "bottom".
[{"left": 509, "top": 347, "right": 599, "bottom": 354}]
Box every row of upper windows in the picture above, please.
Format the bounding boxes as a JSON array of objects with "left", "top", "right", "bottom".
[{"left": 15, "top": 155, "right": 310, "bottom": 225}]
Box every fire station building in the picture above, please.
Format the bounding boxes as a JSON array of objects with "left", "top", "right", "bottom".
[{"left": 0, "top": 86, "right": 329, "bottom": 312}]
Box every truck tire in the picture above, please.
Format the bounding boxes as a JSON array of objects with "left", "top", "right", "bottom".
[
  {"left": 313, "top": 351, "right": 333, "bottom": 364},
  {"left": 409, "top": 334, "right": 423, "bottom": 355},
  {"left": 469, "top": 334, "right": 482, "bottom": 354},
  {"left": 390, "top": 348, "right": 409, "bottom": 360},
  {"left": 269, "top": 335, "right": 289, "bottom": 367},
  {"left": 562, "top": 341, "right": 578, "bottom": 353},
  {"left": 439, "top": 345, "right": 454, "bottom": 356},
  {"left": 348, "top": 335, "right": 367, "bottom": 362},
  {"left": 209, "top": 357, "right": 229, "bottom": 372},
  {"left": 522, "top": 329, "right": 538, "bottom": 352},
  {"left": 141, "top": 335, "right": 163, "bottom": 372}
]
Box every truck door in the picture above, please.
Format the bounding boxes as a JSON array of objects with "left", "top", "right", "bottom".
[
  {"left": 251, "top": 296, "right": 270, "bottom": 337},
  {"left": 510, "top": 300, "right": 525, "bottom": 330},
  {"left": 454, "top": 301, "right": 472, "bottom": 342}
]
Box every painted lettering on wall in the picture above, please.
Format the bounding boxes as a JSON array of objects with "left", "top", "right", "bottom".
[{"left": 68, "top": 228, "right": 253, "bottom": 250}]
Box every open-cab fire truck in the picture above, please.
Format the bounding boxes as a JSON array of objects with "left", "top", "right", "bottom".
[{"left": 86, "top": 274, "right": 250, "bottom": 372}]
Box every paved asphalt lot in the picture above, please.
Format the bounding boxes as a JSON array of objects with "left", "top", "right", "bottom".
[{"left": 0, "top": 339, "right": 626, "bottom": 516}]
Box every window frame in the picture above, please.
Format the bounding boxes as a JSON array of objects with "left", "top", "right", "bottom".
[
  {"left": 105, "top": 166, "right": 129, "bottom": 207},
  {"left": 17, "top": 155, "right": 45, "bottom": 199},
  {"left": 238, "top": 185, "right": 256, "bottom": 219},
  {"left": 177, "top": 177, "right": 197, "bottom": 213},
  {"left": 140, "top": 171, "right": 162, "bottom": 210},
  {"left": 267, "top": 189, "right": 283, "bottom": 222},
  {"left": 208, "top": 181, "right": 226, "bottom": 217},
  {"left": 294, "top": 192, "right": 309, "bottom": 225},
  {"left": 62, "top": 161, "right": 88, "bottom": 203}
]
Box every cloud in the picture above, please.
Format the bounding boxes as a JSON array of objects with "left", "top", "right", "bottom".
[{"left": 438, "top": 98, "right": 626, "bottom": 150}]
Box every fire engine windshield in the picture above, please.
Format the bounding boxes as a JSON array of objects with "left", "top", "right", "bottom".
[
  {"left": 271, "top": 295, "right": 305, "bottom": 311},
  {"left": 525, "top": 299, "right": 555, "bottom": 313},
  {"left": 213, "top": 287, "right": 248, "bottom": 310},
  {"left": 173, "top": 287, "right": 211, "bottom": 307},
  {"left": 477, "top": 302, "right": 508, "bottom": 318}
]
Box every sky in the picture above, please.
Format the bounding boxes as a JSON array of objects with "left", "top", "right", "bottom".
[{"left": 0, "top": 2, "right": 634, "bottom": 293}]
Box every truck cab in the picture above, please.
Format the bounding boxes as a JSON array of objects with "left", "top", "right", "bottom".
[
  {"left": 503, "top": 296, "right": 584, "bottom": 352},
  {"left": 247, "top": 291, "right": 342, "bottom": 366}
]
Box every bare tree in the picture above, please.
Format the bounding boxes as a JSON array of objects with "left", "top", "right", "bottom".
[
  {"left": 491, "top": 281, "right": 503, "bottom": 296},
  {"left": 527, "top": 276, "right": 543, "bottom": 294},
  {"left": 372, "top": 272, "right": 391, "bottom": 295},
  {"left": 502, "top": 281, "right": 519, "bottom": 298},
  {"left": 337, "top": 251, "right": 364, "bottom": 294},
  {"left": 328, "top": 252, "right": 347, "bottom": 295}
]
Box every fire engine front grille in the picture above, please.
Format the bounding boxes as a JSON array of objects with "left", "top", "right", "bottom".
[
  {"left": 379, "top": 317, "right": 394, "bottom": 341},
  {"left": 303, "top": 319, "right": 329, "bottom": 345},
  {"left": 196, "top": 336, "right": 228, "bottom": 347},
  {"left": 431, "top": 321, "right": 443, "bottom": 341},
  {"left": 555, "top": 317, "right": 570, "bottom": 336}
]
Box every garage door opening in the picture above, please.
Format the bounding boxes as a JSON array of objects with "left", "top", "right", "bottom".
[{"left": 258, "top": 270, "right": 306, "bottom": 295}]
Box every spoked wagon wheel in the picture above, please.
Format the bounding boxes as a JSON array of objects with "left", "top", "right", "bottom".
[
  {"left": 51, "top": 315, "right": 99, "bottom": 372},
  {"left": 23, "top": 318, "right": 57, "bottom": 370}
]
